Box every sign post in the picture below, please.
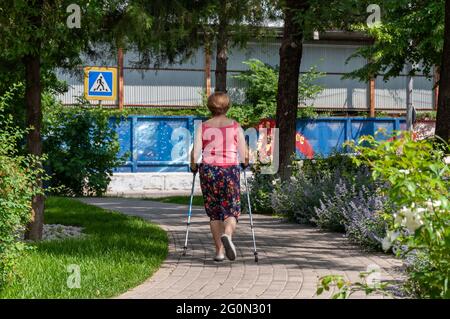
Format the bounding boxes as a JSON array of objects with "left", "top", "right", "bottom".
[{"left": 406, "top": 63, "right": 414, "bottom": 131}]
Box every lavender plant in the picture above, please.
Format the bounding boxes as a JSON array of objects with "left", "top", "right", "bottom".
[
  {"left": 313, "top": 179, "right": 353, "bottom": 232},
  {"left": 344, "top": 186, "right": 387, "bottom": 250}
]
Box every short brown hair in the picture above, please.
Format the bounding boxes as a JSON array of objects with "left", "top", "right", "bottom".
[{"left": 207, "top": 92, "right": 230, "bottom": 115}]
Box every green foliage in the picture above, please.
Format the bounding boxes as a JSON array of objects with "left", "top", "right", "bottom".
[
  {"left": 235, "top": 59, "right": 324, "bottom": 121},
  {"left": 117, "top": 107, "right": 199, "bottom": 116},
  {"left": 43, "top": 100, "right": 126, "bottom": 196},
  {"left": 316, "top": 272, "right": 391, "bottom": 299},
  {"left": 245, "top": 162, "right": 278, "bottom": 215},
  {"left": 233, "top": 59, "right": 279, "bottom": 119},
  {"left": 266, "top": 152, "right": 388, "bottom": 250},
  {"left": 271, "top": 153, "right": 363, "bottom": 223},
  {"left": 199, "top": 1, "right": 279, "bottom": 47},
  {"left": 345, "top": 0, "right": 443, "bottom": 81},
  {"left": 196, "top": 59, "right": 324, "bottom": 126},
  {"left": 348, "top": 132, "right": 450, "bottom": 298},
  {"left": 0, "top": 86, "right": 43, "bottom": 287},
  {"left": 297, "top": 106, "right": 319, "bottom": 119},
  {"left": 416, "top": 111, "right": 437, "bottom": 121}
]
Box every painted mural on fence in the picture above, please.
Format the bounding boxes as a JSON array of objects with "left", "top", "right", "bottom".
[{"left": 111, "top": 116, "right": 413, "bottom": 173}]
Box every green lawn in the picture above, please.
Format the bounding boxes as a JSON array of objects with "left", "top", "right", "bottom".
[
  {"left": 0, "top": 197, "right": 168, "bottom": 299},
  {"left": 147, "top": 195, "right": 205, "bottom": 207}
]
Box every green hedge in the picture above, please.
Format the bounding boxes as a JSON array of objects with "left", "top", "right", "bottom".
[{"left": 0, "top": 85, "right": 42, "bottom": 287}]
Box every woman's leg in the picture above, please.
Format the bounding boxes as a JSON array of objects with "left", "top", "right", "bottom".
[
  {"left": 221, "top": 216, "right": 237, "bottom": 260},
  {"left": 224, "top": 216, "right": 237, "bottom": 238},
  {"left": 200, "top": 164, "right": 224, "bottom": 257},
  {"left": 210, "top": 220, "right": 224, "bottom": 255}
]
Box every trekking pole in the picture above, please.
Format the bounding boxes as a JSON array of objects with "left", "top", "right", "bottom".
[
  {"left": 183, "top": 171, "right": 197, "bottom": 256},
  {"left": 243, "top": 169, "right": 258, "bottom": 262}
]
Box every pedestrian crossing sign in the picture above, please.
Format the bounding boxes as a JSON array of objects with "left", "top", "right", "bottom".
[{"left": 84, "top": 67, "right": 117, "bottom": 101}]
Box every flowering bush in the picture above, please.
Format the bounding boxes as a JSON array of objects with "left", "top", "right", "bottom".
[
  {"left": 271, "top": 167, "right": 337, "bottom": 223},
  {"left": 343, "top": 186, "right": 388, "bottom": 250},
  {"left": 313, "top": 178, "right": 354, "bottom": 232},
  {"left": 314, "top": 179, "right": 388, "bottom": 250},
  {"left": 348, "top": 132, "right": 450, "bottom": 298},
  {"left": 271, "top": 153, "right": 370, "bottom": 224}
]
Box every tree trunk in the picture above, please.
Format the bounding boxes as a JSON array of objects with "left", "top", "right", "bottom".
[
  {"left": 436, "top": 0, "right": 450, "bottom": 143},
  {"left": 23, "top": 54, "right": 44, "bottom": 241},
  {"left": 215, "top": 1, "right": 228, "bottom": 92},
  {"left": 276, "top": 0, "right": 308, "bottom": 181}
]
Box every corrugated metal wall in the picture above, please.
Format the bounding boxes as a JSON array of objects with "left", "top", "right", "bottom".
[{"left": 55, "top": 40, "right": 435, "bottom": 111}]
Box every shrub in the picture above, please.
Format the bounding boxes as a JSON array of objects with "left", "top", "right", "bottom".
[
  {"left": 0, "top": 86, "right": 42, "bottom": 287},
  {"left": 271, "top": 153, "right": 365, "bottom": 224},
  {"left": 343, "top": 186, "right": 387, "bottom": 250},
  {"left": 348, "top": 132, "right": 450, "bottom": 298},
  {"left": 43, "top": 99, "right": 126, "bottom": 196},
  {"left": 271, "top": 164, "right": 338, "bottom": 223},
  {"left": 197, "top": 59, "right": 324, "bottom": 126},
  {"left": 245, "top": 164, "right": 277, "bottom": 215},
  {"left": 269, "top": 152, "right": 387, "bottom": 251},
  {"left": 313, "top": 179, "right": 354, "bottom": 232},
  {"left": 313, "top": 172, "right": 388, "bottom": 250}
]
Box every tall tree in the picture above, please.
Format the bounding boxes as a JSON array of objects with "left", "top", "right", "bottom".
[
  {"left": 129, "top": 1, "right": 278, "bottom": 93},
  {"left": 346, "top": 0, "right": 449, "bottom": 143},
  {"left": 276, "top": 0, "right": 309, "bottom": 180},
  {"left": 199, "top": 0, "right": 279, "bottom": 92},
  {"left": 275, "top": 0, "right": 367, "bottom": 180},
  {"left": 215, "top": 0, "right": 230, "bottom": 92},
  {"left": 0, "top": 0, "right": 152, "bottom": 240},
  {"left": 437, "top": 0, "right": 450, "bottom": 143}
]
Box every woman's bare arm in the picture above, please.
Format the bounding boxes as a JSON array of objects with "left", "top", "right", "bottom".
[
  {"left": 190, "top": 125, "right": 202, "bottom": 169},
  {"left": 237, "top": 125, "right": 249, "bottom": 166}
]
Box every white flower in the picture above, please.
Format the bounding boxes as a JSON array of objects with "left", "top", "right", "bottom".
[
  {"left": 381, "top": 230, "right": 400, "bottom": 252},
  {"left": 426, "top": 200, "right": 434, "bottom": 212},
  {"left": 399, "top": 169, "right": 410, "bottom": 175},
  {"left": 400, "top": 206, "right": 413, "bottom": 219},
  {"left": 381, "top": 237, "right": 392, "bottom": 251},
  {"left": 404, "top": 214, "right": 424, "bottom": 232},
  {"left": 433, "top": 200, "right": 442, "bottom": 208},
  {"left": 444, "top": 156, "right": 450, "bottom": 165},
  {"left": 416, "top": 207, "right": 426, "bottom": 214},
  {"left": 390, "top": 230, "right": 400, "bottom": 242}
]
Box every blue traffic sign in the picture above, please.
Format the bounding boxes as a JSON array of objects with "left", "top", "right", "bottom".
[{"left": 84, "top": 67, "right": 117, "bottom": 101}]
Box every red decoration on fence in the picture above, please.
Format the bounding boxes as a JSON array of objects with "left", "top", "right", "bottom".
[
  {"left": 257, "top": 119, "right": 315, "bottom": 160},
  {"left": 295, "top": 132, "right": 314, "bottom": 159}
]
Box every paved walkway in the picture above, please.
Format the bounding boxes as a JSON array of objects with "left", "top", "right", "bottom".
[{"left": 79, "top": 197, "right": 403, "bottom": 299}]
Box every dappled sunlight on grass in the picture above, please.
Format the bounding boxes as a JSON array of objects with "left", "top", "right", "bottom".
[{"left": 0, "top": 197, "right": 168, "bottom": 299}]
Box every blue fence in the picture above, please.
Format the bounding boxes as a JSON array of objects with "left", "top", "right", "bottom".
[{"left": 111, "top": 116, "right": 406, "bottom": 173}]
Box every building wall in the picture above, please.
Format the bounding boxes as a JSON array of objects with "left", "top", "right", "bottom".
[{"left": 56, "top": 40, "right": 435, "bottom": 111}]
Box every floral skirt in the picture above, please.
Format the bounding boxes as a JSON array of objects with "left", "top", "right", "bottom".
[{"left": 199, "top": 164, "right": 241, "bottom": 222}]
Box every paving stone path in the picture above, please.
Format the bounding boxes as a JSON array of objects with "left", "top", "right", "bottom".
[{"left": 79, "top": 197, "right": 404, "bottom": 299}]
